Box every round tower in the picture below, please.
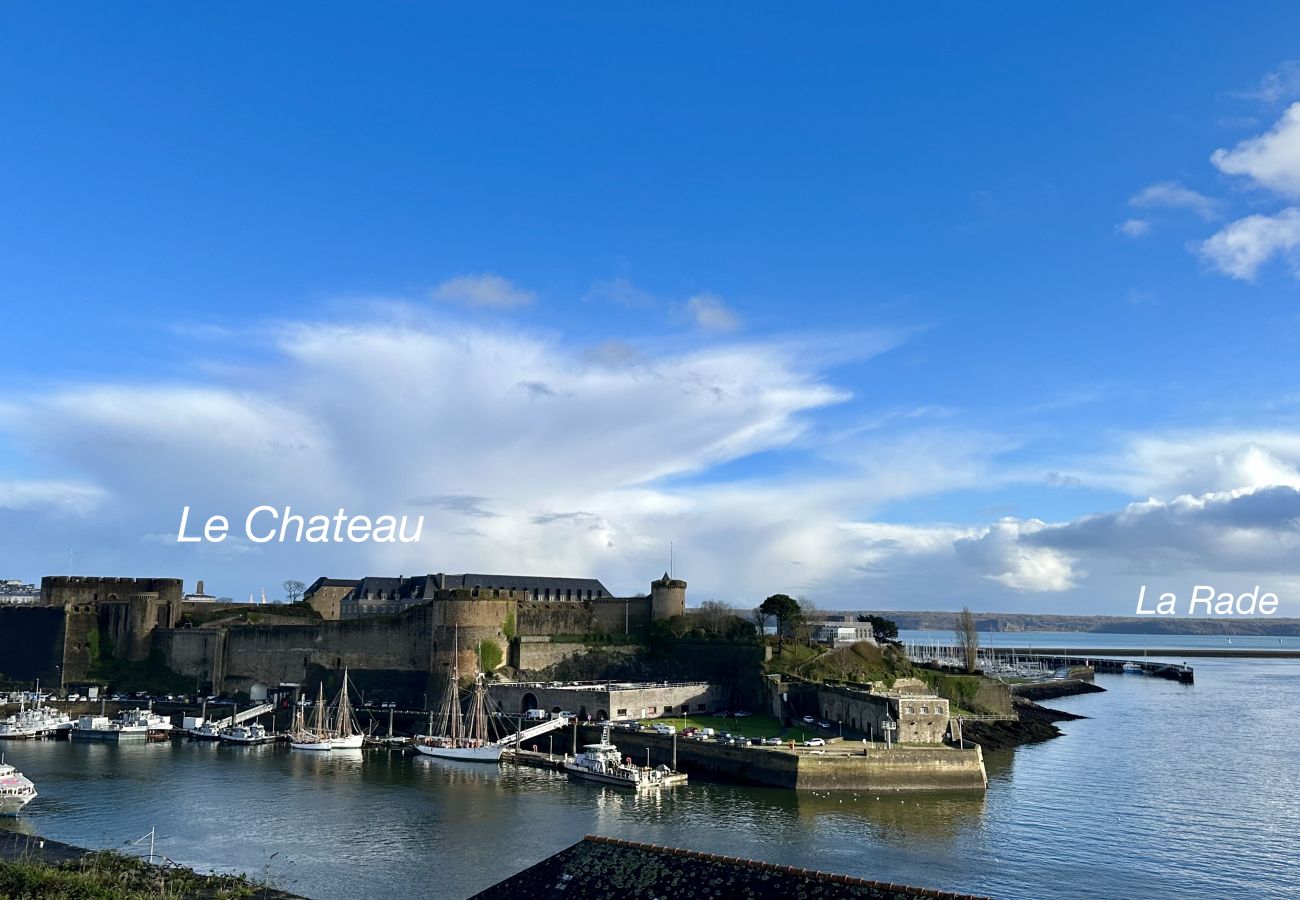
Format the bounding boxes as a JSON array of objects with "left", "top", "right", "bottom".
[{"left": 650, "top": 573, "right": 686, "bottom": 620}]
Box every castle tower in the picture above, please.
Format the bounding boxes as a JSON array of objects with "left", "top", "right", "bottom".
[{"left": 650, "top": 573, "right": 686, "bottom": 621}]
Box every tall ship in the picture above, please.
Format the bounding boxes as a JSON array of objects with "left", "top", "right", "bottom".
[
  {"left": 563, "top": 726, "right": 688, "bottom": 791},
  {"left": 0, "top": 759, "right": 37, "bottom": 816},
  {"left": 414, "top": 631, "right": 502, "bottom": 763},
  {"left": 290, "top": 684, "right": 333, "bottom": 752},
  {"left": 329, "top": 669, "right": 365, "bottom": 750}
]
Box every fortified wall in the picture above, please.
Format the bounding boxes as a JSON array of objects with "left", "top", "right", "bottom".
[
  {"left": 12, "top": 574, "right": 688, "bottom": 695},
  {"left": 40, "top": 576, "right": 184, "bottom": 682}
]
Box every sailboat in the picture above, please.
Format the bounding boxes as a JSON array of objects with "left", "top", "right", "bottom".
[
  {"left": 414, "top": 629, "right": 502, "bottom": 763},
  {"left": 329, "top": 668, "right": 364, "bottom": 750},
  {"left": 290, "top": 683, "right": 333, "bottom": 752}
]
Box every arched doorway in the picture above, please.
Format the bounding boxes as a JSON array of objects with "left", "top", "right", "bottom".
[{"left": 521, "top": 692, "right": 539, "bottom": 713}]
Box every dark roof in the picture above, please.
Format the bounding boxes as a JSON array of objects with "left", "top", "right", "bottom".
[
  {"left": 468, "top": 835, "right": 993, "bottom": 900},
  {"left": 304, "top": 577, "right": 361, "bottom": 596},
  {"left": 437, "top": 573, "right": 611, "bottom": 595}
]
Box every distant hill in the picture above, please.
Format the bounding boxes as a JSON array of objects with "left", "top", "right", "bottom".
[{"left": 870, "top": 610, "right": 1300, "bottom": 636}]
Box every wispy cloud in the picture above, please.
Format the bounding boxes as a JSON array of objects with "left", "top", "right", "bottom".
[
  {"left": 1117, "top": 218, "right": 1151, "bottom": 238},
  {"left": 432, "top": 273, "right": 536, "bottom": 309},
  {"left": 1129, "top": 181, "right": 1218, "bottom": 220},
  {"left": 685, "top": 293, "right": 741, "bottom": 331}
]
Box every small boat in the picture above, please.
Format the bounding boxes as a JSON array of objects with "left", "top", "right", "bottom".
[
  {"left": 1122, "top": 662, "right": 1143, "bottom": 674},
  {"left": 220, "top": 721, "right": 273, "bottom": 745},
  {"left": 290, "top": 684, "right": 333, "bottom": 751},
  {"left": 0, "top": 758, "right": 37, "bottom": 816},
  {"left": 116, "top": 708, "right": 173, "bottom": 740},
  {"left": 562, "top": 726, "right": 686, "bottom": 790}
]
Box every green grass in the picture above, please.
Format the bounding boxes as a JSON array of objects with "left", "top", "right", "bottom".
[
  {"left": 0, "top": 851, "right": 261, "bottom": 899},
  {"left": 635, "top": 713, "right": 823, "bottom": 744}
]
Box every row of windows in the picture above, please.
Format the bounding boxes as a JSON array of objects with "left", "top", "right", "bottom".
[{"left": 353, "top": 586, "right": 606, "bottom": 602}]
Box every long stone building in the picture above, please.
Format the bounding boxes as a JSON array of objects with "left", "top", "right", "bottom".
[{"left": 2, "top": 572, "right": 689, "bottom": 699}]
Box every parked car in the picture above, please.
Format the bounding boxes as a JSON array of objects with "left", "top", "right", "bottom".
[
  {"left": 652, "top": 723, "right": 676, "bottom": 735},
  {"left": 804, "top": 738, "right": 826, "bottom": 747},
  {"left": 817, "top": 721, "right": 832, "bottom": 729},
  {"left": 733, "top": 710, "right": 752, "bottom": 717},
  {"left": 801, "top": 715, "right": 815, "bottom": 723},
  {"left": 762, "top": 737, "right": 781, "bottom": 746}
]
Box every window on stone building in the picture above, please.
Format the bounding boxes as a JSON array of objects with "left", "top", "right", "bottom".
[
  {"left": 920, "top": 706, "right": 929, "bottom": 714},
  {"left": 617, "top": 709, "right": 627, "bottom": 716}
]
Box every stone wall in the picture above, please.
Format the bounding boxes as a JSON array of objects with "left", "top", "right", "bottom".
[
  {"left": 41, "top": 576, "right": 182, "bottom": 608},
  {"left": 492, "top": 681, "right": 723, "bottom": 719},
  {"left": 590, "top": 597, "right": 652, "bottom": 636},
  {"left": 818, "top": 684, "right": 952, "bottom": 744},
  {"left": 576, "top": 726, "right": 986, "bottom": 791}
]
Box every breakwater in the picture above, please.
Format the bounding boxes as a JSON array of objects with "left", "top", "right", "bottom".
[{"left": 573, "top": 725, "right": 987, "bottom": 791}]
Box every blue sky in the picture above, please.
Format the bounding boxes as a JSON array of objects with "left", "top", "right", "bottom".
[{"left": 4, "top": 5, "right": 1300, "bottom": 614}]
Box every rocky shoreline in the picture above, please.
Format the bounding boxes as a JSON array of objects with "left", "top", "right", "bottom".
[{"left": 963, "top": 679, "right": 1102, "bottom": 751}]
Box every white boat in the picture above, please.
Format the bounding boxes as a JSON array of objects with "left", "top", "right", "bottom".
[
  {"left": 562, "top": 726, "right": 684, "bottom": 790},
  {"left": 290, "top": 684, "right": 333, "bottom": 751},
  {"left": 71, "top": 714, "right": 148, "bottom": 742},
  {"left": 0, "top": 704, "right": 73, "bottom": 740},
  {"left": 220, "top": 721, "right": 273, "bottom": 745},
  {"left": 187, "top": 720, "right": 223, "bottom": 741},
  {"left": 329, "top": 669, "right": 365, "bottom": 750},
  {"left": 413, "top": 628, "right": 503, "bottom": 764},
  {"left": 116, "top": 708, "right": 173, "bottom": 739},
  {"left": 0, "top": 758, "right": 37, "bottom": 816},
  {"left": 1122, "top": 662, "right": 1144, "bottom": 674}
]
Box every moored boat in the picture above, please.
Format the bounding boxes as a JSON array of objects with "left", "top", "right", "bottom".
[
  {"left": 290, "top": 684, "right": 333, "bottom": 751},
  {"left": 562, "top": 726, "right": 687, "bottom": 790},
  {"left": 0, "top": 759, "right": 37, "bottom": 816},
  {"left": 220, "top": 721, "right": 274, "bottom": 745},
  {"left": 413, "top": 629, "right": 503, "bottom": 764}
]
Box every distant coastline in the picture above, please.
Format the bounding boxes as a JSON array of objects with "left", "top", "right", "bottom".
[{"left": 877, "top": 610, "right": 1300, "bottom": 636}]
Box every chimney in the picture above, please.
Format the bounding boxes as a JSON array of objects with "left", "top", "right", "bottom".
[{"left": 196, "top": 580, "right": 205, "bottom": 596}]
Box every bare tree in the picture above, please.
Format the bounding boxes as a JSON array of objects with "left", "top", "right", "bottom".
[
  {"left": 283, "top": 579, "right": 306, "bottom": 604},
  {"left": 695, "top": 599, "right": 735, "bottom": 635},
  {"left": 955, "top": 606, "right": 980, "bottom": 673},
  {"left": 795, "top": 595, "right": 820, "bottom": 647}
]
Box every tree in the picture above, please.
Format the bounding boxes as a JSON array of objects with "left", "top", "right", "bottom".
[
  {"left": 759, "top": 593, "right": 801, "bottom": 653},
  {"left": 955, "top": 606, "right": 980, "bottom": 673},
  {"left": 794, "top": 595, "right": 820, "bottom": 647},
  {"left": 283, "top": 580, "right": 306, "bottom": 604},
  {"left": 859, "top": 614, "right": 899, "bottom": 644}
]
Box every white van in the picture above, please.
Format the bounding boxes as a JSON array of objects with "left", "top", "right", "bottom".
[{"left": 523, "top": 709, "right": 548, "bottom": 721}]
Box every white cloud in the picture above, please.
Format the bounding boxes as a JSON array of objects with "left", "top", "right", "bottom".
[
  {"left": 1229, "top": 61, "right": 1300, "bottom": 105},
  {"left": 1198, "top": 208, "right": 1300, "bottom": 279},
  {"left": 1129, "top": 181, "right": 1218, "bottom": 220},
  {"left": 685, "top": 293, "right": 741, "bottom": 331},
  {"left": 0, "top": 480, "right": 107, "bottom": 516},
  {"left": 1117, "top": 218, "right": 1151, "bottom": 238},
  {"left": 432, "top": 273, "right": 536, "bottom": 309},
  {"left": 1211, "top": 102, "right": 1300, "bottom": 197},
  {"left": 954, "top": 519, "right": 1079, "bottom": 592}
]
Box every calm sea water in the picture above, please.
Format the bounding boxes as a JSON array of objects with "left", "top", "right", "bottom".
[{"left": 3, "top": 655, "right": 1297, "bottom": 899}]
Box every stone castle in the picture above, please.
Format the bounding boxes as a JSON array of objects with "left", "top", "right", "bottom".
[{"left": 5, "top": 572, "right": 688, "bottom": 698}]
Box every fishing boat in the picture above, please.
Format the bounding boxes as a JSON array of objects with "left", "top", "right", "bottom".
[
  {"left": 220, "top": 721, "right": 273, "bottom": 745},
  {"left": 562, "top": 726, "right": 686, "bottom": 790},
  {"left": 0, "top": 758, "right": 37, "bottom": 816},
  {"left": 413, "top": 630, "right": 502, "bottom": 763},
  {"left": 116, "top": 707, "right": 173, "bottom": 740},
  {"left": 290, "top": 684, "right": 333, "bottom": 751},
  {"left": 329, "top": 668, "right": 365, "bottom": 750},
  {"left": 1122, "top": 662, "right": 1144, "bottom": 674},
  {"left": 0, "top": 702, "right": 73, "bottom": 740}
]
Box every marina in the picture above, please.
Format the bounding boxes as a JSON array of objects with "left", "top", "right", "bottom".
[{"left": 0, "top": 656, "right": 1295, "bottom": 899}]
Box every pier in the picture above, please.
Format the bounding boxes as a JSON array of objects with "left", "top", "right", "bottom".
[{"left": 904, "top": 641, "right": 1197, "bottom": 684}]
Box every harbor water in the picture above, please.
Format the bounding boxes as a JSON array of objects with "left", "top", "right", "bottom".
[{"left": 2, "top": 646, "right": 1297, "bottom": 899}]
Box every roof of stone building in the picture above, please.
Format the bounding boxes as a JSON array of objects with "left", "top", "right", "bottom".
[
  {"left": 468, "top": 835, "right": 993, "bottom": 900},
  {"left": 304, "top": 577, "right": 361, "bottom": 595},
  {"left": 442, "top": 573, "right": 611, "bottom": 594}
]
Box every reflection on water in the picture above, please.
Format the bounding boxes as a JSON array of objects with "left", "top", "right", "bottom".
[{"left": 1, "top": 657, "right": 1297, "bottom": 900}]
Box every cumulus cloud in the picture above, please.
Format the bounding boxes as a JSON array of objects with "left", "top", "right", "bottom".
[
  {"left": 432, "top": 273, "right": 536, "bottom": 308},
  {"left": 1130, "top": 181, "right": 1219, "bottom": 220},
  {"left": 1198, "top": 208, "right": 1300, "bottom": 279},
  {"left": 1211, "top": 103, "right": 1300, "bottom": 197},
  {"left": 685, "top": 293, "right": 741, "bottom": 331},
  {"left": 1117, "top": 218, "right": 1151, "bottom": 238},
  {"left": 954, "top": 519, "right": 1079, "bottom": 592}
]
